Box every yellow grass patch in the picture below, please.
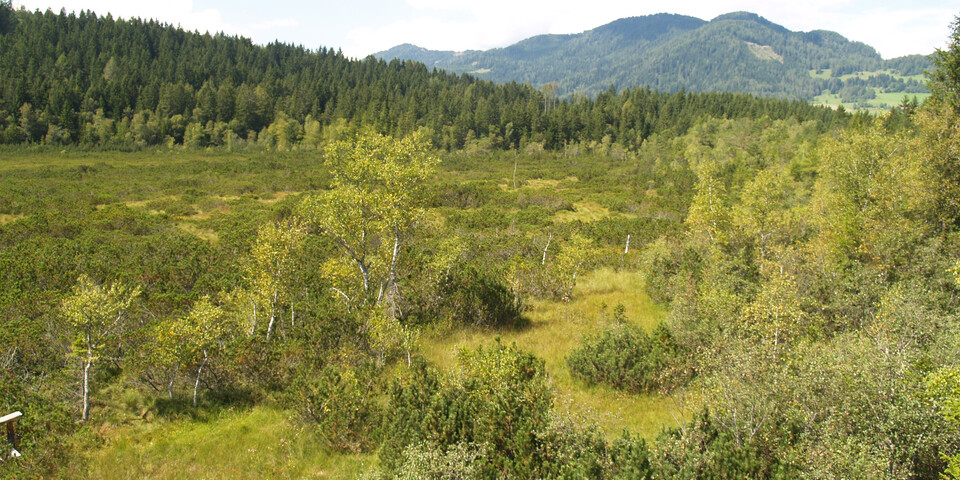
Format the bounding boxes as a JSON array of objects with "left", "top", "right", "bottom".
[
  {"left": 176, "top": 222, "right": 219, "bottom": 243},
  {"left": 87, "top": 406, "right": 375, "bottom": 480},
  {"left": 525, "top": 178, "right": 562, "bottom": 189},
  {"left": 553, "top": 201, "right": 611, "bottom": 223},
  {"left": 421, "top": 268, "right": 684, "bottom": 439},
  {"left": 124, "top": 196, "right": 178, "bottom": 209},
  {"left": 0, "top": 214, "right": 23, "bottom": 224},
  {"left": 256, "top": 190, "right": 301, "bottom": 204}
]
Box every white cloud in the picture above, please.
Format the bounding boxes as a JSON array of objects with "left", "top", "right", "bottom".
[
  {"left": 343, "top": 15, "right": 553, "bottom": 57},
  {"left": 12, "top": 0, "right": 954, "bottom": 59},
  {"left": 823, "top": 7, "right": 955, "bottom": 57},
  {"left": 355, "top": 0, "right": 951, "bottom": 59},
  {"left": 249, "top": 19, "right": 299, "bottom": 31}
]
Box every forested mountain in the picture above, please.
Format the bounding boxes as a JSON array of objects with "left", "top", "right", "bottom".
[
  {"left": 376, "top": 12, "right": 932, "bottom": 99},
  {"left": 0, "top": 5, "right": 846, "bottom": 149}
]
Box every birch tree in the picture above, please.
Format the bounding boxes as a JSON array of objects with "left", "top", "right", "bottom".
[
  {"left": 180, "top": 296, "right": 228, "bottom": 407},
  {"left": 685, "top": 166, "right": 730, "bottom": 247},
  {"left": 61, "top": 275, "right": 141, "bottom": 422},
  {"left": 299, "top": 129, "right": 439, "bottom": 315},
  {"left": 553, "top": 233, "right": 595, "bottom": 301},
  {"left": 243, "top": 217, "right": 306, "bottom": 341},
  {"left": 152, "top": 296, "right": 230, "bottom": 406}
]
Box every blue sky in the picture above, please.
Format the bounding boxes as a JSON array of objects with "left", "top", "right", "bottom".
[{"left": 11, "top": 0, "right": 958, "bottom": 59}]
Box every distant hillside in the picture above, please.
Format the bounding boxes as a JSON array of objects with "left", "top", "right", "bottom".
[
  {"left": 376, "top": 12, "right": 931, "bottom": 101},
  {"left": 0, "top": 5, "right": 846, "bottom": 150}
]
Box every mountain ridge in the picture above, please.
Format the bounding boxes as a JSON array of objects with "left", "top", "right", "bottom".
[{"left": 375, "top": 12, "right": 930, "bottom": 100}]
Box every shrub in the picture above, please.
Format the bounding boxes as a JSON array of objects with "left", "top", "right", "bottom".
[
  {"left": 531, "top": 413, "right": 616, "bottom": 479},
  {"left": 379, "top": 342, "right": 550, "bottom": 477},
  {"left": 436, "top": 267, "right": 526, "bottom": 328},
  {"left": 293, "top": 364, "right": 380, "bottom": 453},
  {"left": 567, "top": 311, "right": 681, "bottom": 394},
  {"left": 394, "top": 442, "right": 486, "bottom": 480},
  {"left": 653, "top": 409, "right": 798, "bottom": 479},
  {"left": 0, "top": 373, "right": 77, "bottom": 479}
]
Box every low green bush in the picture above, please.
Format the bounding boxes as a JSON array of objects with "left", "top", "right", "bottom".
[
  {"left": 379, "top": 343, "right": 550, "bottom": 477},
  {"left": 567, "top": 307, "right": 681, "bottom": 394},
  {"left": 436, "top": 266, "right": 526, "bottom": 328},
  {"left": 292, "top": 364, "right": 380, "bottom": 454}
]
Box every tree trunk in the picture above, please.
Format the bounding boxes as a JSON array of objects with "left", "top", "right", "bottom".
[
  {"left": 513, "top": 154, "right": 518, "bottom": 189},
  {"left": 360, "top": 262, "right": 370, "bottom": 293},
  {"left": 542, "top": 233, "right": 552, "bottom": 265},
  {"left": 266, "top": 292, "right": 278, "bottom": 341},
  {"left": 168, "top": 363, "right": 178, "bottom": 399},
  {"left": 82, "top": 331, "right": 93, "bottom": 423},
  {"left": 250, "top": 298, "right": 258, "bottom": 335},
  {"left": 193, "top": 350, "right": 208, "bottom": 408},
  {"left": 387, "top": 231, "right": 401, "bottom": 316},
  {"left": 82, "top": 358, "right": 92, "bottom": 422}
]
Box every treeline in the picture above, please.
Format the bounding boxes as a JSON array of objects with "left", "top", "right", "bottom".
[
  {"left": 884, "top": 53, "right": 934, "bottom": 76},
  {"left": 0, "top": 5, "right": 846, "bottom": 151}
]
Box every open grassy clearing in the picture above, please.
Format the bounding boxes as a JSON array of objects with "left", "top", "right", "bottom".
[
  {"left": 421, "top": 267, "right": 684, "bottom": 439},
  {"left": 0, "top": 213, "right": 24, "bottom": 224},
  {"left": 553, "top": 200, "right": 612, "bottom": 223},
  {"left": 86, "top": 406, "right": 375, "bottom": 480},
  {"left": 814, "top": 90, "right": 930, "bottom": 113},
  {"left": 86, "top": 268, "right": 678, "bottom": 478},
  {"left": 808, "top": 68, "right": 926, "bottom": 83}
]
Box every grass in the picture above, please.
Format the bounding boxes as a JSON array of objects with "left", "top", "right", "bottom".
[
  {"left": 808, "top": 68, "right": 927, "bottom": 83},
  {"left": 553, "top": 200, "right": 612, "bottom": 223},
  {"left": 175, "top": 221, "right": 220, "bottom": 243},
  {"left": 421, "top": 267, "right": 685, "bottom": 439},
  {"left": 86, "top": 406, "right": 375, "bottom": 479},
  {"left": 814, "top": 90, "right": 931, "bottom": 114},
  {"left": 807, "top": 68, "right": 931, "bottom": 113},
  {"left": 0, "top": 213, "right": 23, "bottom": 224},
  {"left": 85, "top": 269, "right": 679, "bottom": 478}
]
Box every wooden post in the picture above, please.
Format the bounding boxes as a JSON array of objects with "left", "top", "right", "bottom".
[{"left": 1, "top": 411, "right": 22, "bottom": 456}]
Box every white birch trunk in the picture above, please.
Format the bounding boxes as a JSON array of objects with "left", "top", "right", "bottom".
[
  {"left": 266, "top": 292, "right": 278, "bottom": 341},
  {"left": 193, "top": 350, "right": 208, "bottom": 408},
  {"left": 82, "top": 331, "right": 92, "bottom": 422},
  {"left": 542, "top": 233, "right": 552, "bottom": 265}
]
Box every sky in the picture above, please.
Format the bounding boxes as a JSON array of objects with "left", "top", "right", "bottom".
[{"left": 10, "top": 0, "right": 959, "bottom": 60}]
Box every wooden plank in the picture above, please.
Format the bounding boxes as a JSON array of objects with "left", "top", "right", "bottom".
[
  {"left": 0, "top": 412, "right": 21, "bottom": 425},
  {"left": 2, "top": 412, "right": 20, "bottom": 453}
]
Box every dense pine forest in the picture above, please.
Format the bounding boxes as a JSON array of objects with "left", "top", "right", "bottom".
[
  {"left": 0, "top": 5, "right": 845, "bottom": 152},
  {"left": 3, "top": 2, "right": 960, "bottom": 479}
]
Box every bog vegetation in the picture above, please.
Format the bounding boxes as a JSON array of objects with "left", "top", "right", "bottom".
[{"left": 3, "top": 3, "right": 960, "bottom": 479}]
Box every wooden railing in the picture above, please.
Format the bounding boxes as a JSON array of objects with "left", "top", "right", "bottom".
[{"left": 0, "top": 411, "right": 21, "bottom": 458}]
